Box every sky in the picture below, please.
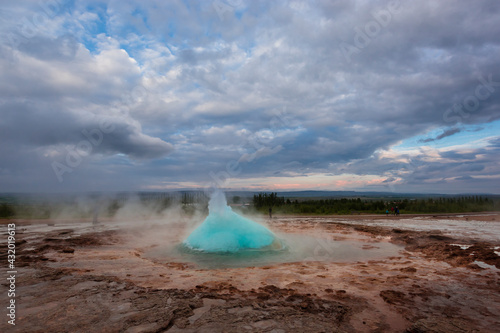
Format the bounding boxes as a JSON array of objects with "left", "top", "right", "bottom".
[{"left": 0, "top": 0, "right": 499, "bottom": 194}]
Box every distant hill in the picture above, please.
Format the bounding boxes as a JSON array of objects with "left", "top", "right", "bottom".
[{"left": 225, "top": 190, "right": 500, "bottom": 199}]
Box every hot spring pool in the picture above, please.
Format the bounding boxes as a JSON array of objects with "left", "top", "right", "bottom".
[
  {"left": 144, "top": 233, "right": 403, "bottom": 269},
  {"left": 145, "top": 191, "right": 403, "bottom": 269}
]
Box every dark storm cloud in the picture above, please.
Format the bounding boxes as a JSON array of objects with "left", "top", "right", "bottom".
[
  {"left": 439, "top": 151, "right": 477, "bottom": 161},
  {"left": 420, "top": 128, "right": 462, "bottom": 143},
  {"left": 487, "top": 137, "right": 500, "bottom": 149},
  {"left": 0, "top": 100, "right": 172, "bottom": 159},
  {"left": 455, "top": 176, "right": 473, "bottom": 181}
]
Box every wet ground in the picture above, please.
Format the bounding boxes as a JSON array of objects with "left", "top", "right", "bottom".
[{"left": 1, "top": 213, "right": 499, "bottom": 332}]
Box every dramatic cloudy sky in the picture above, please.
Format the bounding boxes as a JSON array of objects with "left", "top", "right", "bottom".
[{"left": 1, "top": 0, "right": 499, "bottom": 193}]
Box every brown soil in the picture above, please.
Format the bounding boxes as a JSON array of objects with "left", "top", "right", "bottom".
[{"left": 1, "top": 214, "right": 499, "bottom": 332}]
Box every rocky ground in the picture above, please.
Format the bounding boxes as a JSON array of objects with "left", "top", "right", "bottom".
[{"left": 1, "top": 213, "right": 499, "bottom": 332}]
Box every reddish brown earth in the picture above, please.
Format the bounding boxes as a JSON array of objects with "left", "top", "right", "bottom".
[{"left": 1, "top": 213, "right": 499, "bottom": 332}]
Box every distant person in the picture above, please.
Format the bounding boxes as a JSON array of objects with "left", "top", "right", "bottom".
[
  {"left": 396, "top": 207, "right": 400, "bottom": 216},
  {"left": 391, "top": 207, "right": 394, "bottom": 215},
  {"left": 386, "top": 209, "right": 389, "bottom": 216},
  {"left": 269, "top": 207, "right": 272, "bottom": 219},
  {"left": 93, "top": 204, "right": 99, "bottom": 225}
]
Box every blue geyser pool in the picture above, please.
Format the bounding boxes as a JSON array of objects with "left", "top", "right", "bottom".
[{"left": 183, "top": 191, "right": 281, "bottom": 252}]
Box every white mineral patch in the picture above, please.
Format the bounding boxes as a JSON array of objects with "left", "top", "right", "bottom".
[
  {"left": 450, "top": 244, "right": 471, "bottom": 250},
  {"left": 473, "top": 261, "right": 499, "bottom": 270}
]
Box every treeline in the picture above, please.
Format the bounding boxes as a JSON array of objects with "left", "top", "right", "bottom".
[
  {"left": 252, "top": 192, "right": 286, "bottom": 208},
  {"left": 0, "top": 203, "right": 15, "bottom": 218},
  {"left": 396, "top": 196, "right": 499, "bottom": 214},
  {"left": 252, "top": 194, "right": 500, "bottom": 215}
]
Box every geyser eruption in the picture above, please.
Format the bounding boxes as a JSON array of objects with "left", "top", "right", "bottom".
[{"left": 183, "top": 191, "right": 279, "bottom": 252}]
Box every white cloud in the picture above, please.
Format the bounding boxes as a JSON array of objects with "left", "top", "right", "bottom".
[{"left": 1, "top": 0, "right": 500, "bottom": 193}]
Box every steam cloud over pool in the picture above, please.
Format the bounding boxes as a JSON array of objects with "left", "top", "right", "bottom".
[{"left": 183, "top": 191, "right": 278, "bottom": 252}]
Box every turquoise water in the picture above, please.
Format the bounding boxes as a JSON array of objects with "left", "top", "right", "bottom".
[
  {"left": 175, "top": 241, "right": 288, "bottom": 268},
  {"left": 147, "top": 234, "right": 402, "bottom": 269},
  {"left": 183, "top": 191, "right": 278, "bottom": 252}
]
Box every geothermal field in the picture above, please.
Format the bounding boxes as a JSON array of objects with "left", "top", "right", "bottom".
[{"left": 2, "top": 193, "right": 499, "bottom": 333}]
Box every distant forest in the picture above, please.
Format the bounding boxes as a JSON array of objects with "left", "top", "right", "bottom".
[
  {"left": 1, "top": 191, "right": 499, "bottom": 219},
  {"left": 252, "top": 192, "right": 500, "bottom": 215}
]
